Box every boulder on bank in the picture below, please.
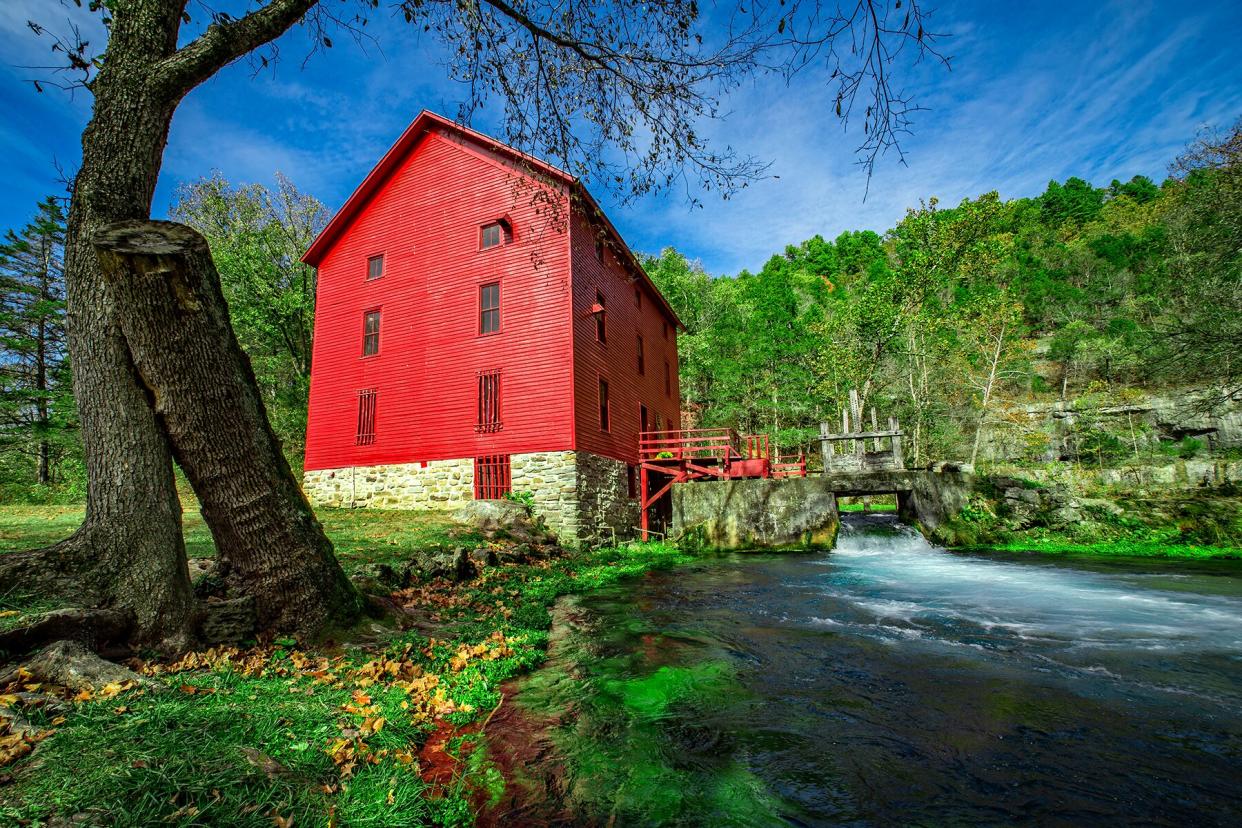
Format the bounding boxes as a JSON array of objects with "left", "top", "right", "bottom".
[{"left": 452, "top": 500, "right": 555, "bottom": 545}]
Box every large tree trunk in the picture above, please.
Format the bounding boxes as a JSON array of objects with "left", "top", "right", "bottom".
[
  {"left": 93, "top": 221, "right": 363, "bottom": 636},
  {"left": 0, "top": 2, "right": 195, "bottom": 651}
]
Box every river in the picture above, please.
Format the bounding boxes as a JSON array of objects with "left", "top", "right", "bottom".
[{"left": 499, "top": 514, "right": 1242, "bottom": 826}]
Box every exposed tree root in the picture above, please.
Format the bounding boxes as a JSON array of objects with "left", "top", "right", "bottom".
[
  {"left": 20, "top": 640, "right": 155, "bottom": 693},
  {"left": 0, "top": 609, "right": 133, "bottom": 662},
  {"left": 0, "top": 533, "right": 102, "bottom": 607}
]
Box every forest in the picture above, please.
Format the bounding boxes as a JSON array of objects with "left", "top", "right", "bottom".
[{"left": 3, "top": 121, "right": 1238, "bottom": 498}]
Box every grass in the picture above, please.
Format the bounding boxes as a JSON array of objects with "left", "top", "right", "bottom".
[
  {"left": 960, "top": 533, "right": 1242, "bottom": 559},
  {"left": 837, "top": 502, "right": 897, "bottom": 513},
  {"left": 0, "top": 506, "right": 481, "bottom": 572},
  {"left": 0, "top": 505, "right": 697, "bottom": 826}
]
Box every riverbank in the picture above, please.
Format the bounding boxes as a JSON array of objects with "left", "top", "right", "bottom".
[
  {"left": 931, "top": 477, "right": 1241, "bottom": 560},
  {"left": 0, "top": 505, "right": 697, "bottom": 826}
]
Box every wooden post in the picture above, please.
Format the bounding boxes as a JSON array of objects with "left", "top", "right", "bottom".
[
  {"left": 820, "top": 421, "right": 831, "bottom": 473},
  {"left": 890, "top": 416, "right": 904, "bottom": 469},
  {"left": 849, "top": 389, "right": 863, "bottom": 457},
  {"left": 640, "top": 464, "right": 649, "bottom": 540},
  {"left": 870, "top": 407, "right": 880, "bottom": 451}
]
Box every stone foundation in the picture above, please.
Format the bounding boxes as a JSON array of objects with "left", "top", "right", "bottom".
[
  {"left": 302, "top": 459, "right": 474, "bottom": 510},
  {"left": 574, "top": 451, "right": 641, "bottom": 544},
  {"left": 302, "top": 450, "right": 639, "bottom": 545},
  {"left": 511, "top": 451, "right": 580, "bottom": 541}
]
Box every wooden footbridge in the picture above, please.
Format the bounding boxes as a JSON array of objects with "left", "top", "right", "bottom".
[
  {"left": 638, "top": 392, "right": 909, "bottom": 540},
  {"left": 638, "top": 428, "right": 808, "bottom": 538}
]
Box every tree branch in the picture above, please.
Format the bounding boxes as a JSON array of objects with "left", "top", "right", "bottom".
[{"left": 155, "top": 0, "right": 318, "bottom": 99}]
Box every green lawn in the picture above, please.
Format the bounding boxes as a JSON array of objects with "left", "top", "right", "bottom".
[
  {"left": 0, "top": 505, "right": 479, "bottom": 573},
  {"left": 0, "top": 504, "right": 693, "bottom": 826}
]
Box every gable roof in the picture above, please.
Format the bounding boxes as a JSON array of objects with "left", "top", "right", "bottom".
[{"left": 301, "top": 110, "right": 683, "bottom": 330}]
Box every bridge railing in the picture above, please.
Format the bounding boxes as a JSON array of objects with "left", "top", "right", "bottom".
[
  {"left": 639, "top": 428, "right": 743, "bottom": 464},
  {"left": 818, "top": 389, "right": 905, "bottom": 472}
]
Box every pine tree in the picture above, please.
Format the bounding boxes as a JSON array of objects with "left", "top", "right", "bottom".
[{"left": 0, "top": 198, "right": 70, "bottom": 486}]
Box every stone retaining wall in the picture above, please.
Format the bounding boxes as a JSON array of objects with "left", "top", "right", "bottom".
[
  {"left": 575, "top": 451, "right": 640, "bottom": 544},
  {"left": 302, "top": 450, "right": 638, "bottom": 545}
]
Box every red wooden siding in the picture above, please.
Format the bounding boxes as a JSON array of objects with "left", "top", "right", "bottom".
[
  {"left": 569, "top": 206, "right": 680, "bottom": 465},
  {"left": 304, "top": 127, "right": 575, "bottom": 471}
]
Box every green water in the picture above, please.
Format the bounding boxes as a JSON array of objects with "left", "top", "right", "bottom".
[{"left": 500, "top": 515, "right": 1242, "bottom": 825}]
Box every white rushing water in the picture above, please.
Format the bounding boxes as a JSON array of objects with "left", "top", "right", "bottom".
[{"left": 802, "top": 517, "right": 1242, "bottom": 658}]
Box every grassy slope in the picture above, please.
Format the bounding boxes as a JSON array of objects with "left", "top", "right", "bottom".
[{"left": 0, "top": 506, "right": 694, "bottom": 826}]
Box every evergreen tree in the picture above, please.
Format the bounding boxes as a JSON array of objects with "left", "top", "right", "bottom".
[{"left": 0, "top": 198, "right": 72, "bottom": 486}]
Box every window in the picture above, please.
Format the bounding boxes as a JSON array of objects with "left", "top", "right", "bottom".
[
  {"left": 479, "top": 282, "right": 500, "bottom": 334},
  {"left": 594, "top": 290, "right": 607, "bottom": 343},
  {"left": 636, "top": 335, "right": 645, "bottom": 375},
  {"left": 664, "top": 360, "right": 672, "bottom": 397},
  {"left": 356, "top": 389, "right": 377, "bottom": 445},
  {"left": 480, "top": 220, "right": 511, "bottom": 250},
  {"left": 474, "top": 454, "right": 512, "bottom": 499},
  {"left": 367, "top": 254, "right": 384, "bottom": 281},
  {"left": 362, "top": 310, "right": 381, "bottom": 356},
  {"left": 598, "top": 377, "right": 610, "bottom": 431},
  {"left": 594, "top": 237, "right": 605, "bottom": 262},
  {"left": 634, "top": 286, "right": 642, "bottom": 308},
  {"left": 662, "top": 320, "right": 669, "bottom": 340},
  {"left": 640, "top": 403, "right": 649, "bottom": 434},
  {"left": 476, "top": 370, "right": 502, "bottom": 433}
]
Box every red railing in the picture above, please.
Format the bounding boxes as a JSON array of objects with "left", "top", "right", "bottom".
[
  {"left": 639, "top": 428, "right": 744, "bottom": 464},
  {"left": 743, "top": 433, "right": 770, "bottom": 461}
]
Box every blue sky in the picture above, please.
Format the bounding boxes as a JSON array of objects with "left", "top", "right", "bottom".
[{"left": 1, "top": 0, "right": 1239, "bottom": 275}]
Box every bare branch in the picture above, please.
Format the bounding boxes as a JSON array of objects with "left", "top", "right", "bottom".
[{"left": 155, "top": 0, "right": 318, "bottom": 99}]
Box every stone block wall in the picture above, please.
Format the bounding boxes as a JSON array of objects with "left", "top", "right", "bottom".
[
  {"left": 302, "top": 449, "right": 639, "bottom": 546},
  {"left": 575, "top": 451, "right": 640, "bottom": 544},
  {"left": 302, "top": 459, "right": 474, "bottom": 509},
  {"left": 510, "top": 451, "right": 580, "bottom": 541}
]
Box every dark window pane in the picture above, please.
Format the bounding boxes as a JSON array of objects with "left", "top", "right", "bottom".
[
  {"left": 599, "top": 378, "right": 610, "bottom": 431},
  {"left": 481, "top": 222, "right": 507, "bottom": 249},
  {"left": 595, "top": 290, "right": 606, "bottom": 343},
  {"left": 480, "top": 282, "right": 500, "bottom": 334},
  {"left": 637, "top": 335, "right": 644, "bottom": 374},
  {"left": 363, "top": 310, "right": 381, "bottom": 356},
  {"left": 367, "top": 255, "right": 384, "bottom": 280}
]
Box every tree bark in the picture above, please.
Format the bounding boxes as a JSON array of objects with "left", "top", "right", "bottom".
[
  {"left": 0, "top": 0, "right": 197, "bottom": 652},
  {"left": 93, "top": 220, "right": 363, "bottom": 636}
]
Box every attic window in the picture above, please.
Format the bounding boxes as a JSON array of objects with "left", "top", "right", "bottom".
[
  {"left": 634, "top": 286, "right": 642, "bottom": 308},
  {"left": 480, "top": 219, "right": 512, "bottom": 250},
  {"left": 594, "top": 237, "right": 605, "bottom": 262}
]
